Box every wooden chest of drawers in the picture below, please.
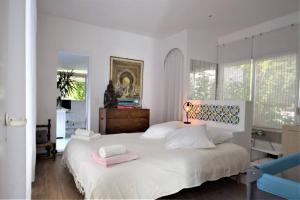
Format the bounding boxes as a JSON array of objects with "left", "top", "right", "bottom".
[{"left": 99, "top": 108, "right": 150, "bottom": 134}]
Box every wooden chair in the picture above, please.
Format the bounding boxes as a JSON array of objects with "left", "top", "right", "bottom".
[{"left": 36, "top": 119, "right": 57, "bottom": 160}]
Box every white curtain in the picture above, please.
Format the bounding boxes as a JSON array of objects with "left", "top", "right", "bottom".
[
  {"left": 189, "top": 59, "right": 217, "bottom": 100},
  {"left": 217, "top": 24, "right": 299, "bottom": 129},
  {"left": 252, "top": 24, "right": 299, "bottom": 129},
  {"left": 163, "top": 49, "right": 184, "bottom": 122},
  {"left": 217, "top": 39, "right": 252, "bottom": 100}
]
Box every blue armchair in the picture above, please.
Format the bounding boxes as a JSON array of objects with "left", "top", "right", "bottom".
[{"left": 247, "top": 152, "right": 300, "bottom": 200}]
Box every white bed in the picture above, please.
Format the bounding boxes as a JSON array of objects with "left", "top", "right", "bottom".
[{"left": 63, "top": 132, "right": 249, "bottom": 199}]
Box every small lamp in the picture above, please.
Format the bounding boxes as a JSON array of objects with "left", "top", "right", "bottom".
[{"left": 183, "top": 102, "right": 193, "bottom": 124}]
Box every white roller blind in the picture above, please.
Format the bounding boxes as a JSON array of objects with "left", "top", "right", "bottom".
[
  {"left": 189, "top": 59, "right": 216, "bottom": 100},
  {"left": 253, "top": 24, "right": 299, "bottom": 59},
  {"left": 217, "top": 24, "right": 299, "bottom": 130},
  {"left": 253, "top": 54, "right": 297, "bottom": 129},
  {"left": 253, "top": 25, "right": 299, "bottom": 129},
  {"left": 217, "top": 39, "right": 252, "bottom": 100},
  {"left": 220, "top": 39, "right": 252, "bottom": 63}
]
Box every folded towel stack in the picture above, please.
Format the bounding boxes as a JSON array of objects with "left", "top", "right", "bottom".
[
  {"left": 71, "top": 134, "right": 101, "bottom": 141},
  {"left": 92, "top": 144, "right": 138, "bottom": 167},
  {"left": 75, "top": 129, "right": 94, "bottom": 137},
  {"left": 99, "top": 144, "right": 127, "bottom": 158},
  {"left": 71, "top": 129, "right": 101, "bottom": 141},
  {"left": 91, "top": 152, "right": 138, "bottom": 167}
]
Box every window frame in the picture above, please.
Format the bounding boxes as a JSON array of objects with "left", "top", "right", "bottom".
[
  {"left": 189, "top": 59, "right": 217, "bottom": 100},
  {"left": 217, "top": 59, "right": 253, "bottom": 101},
  {"left": 189, "top": 53, "right": 300, "bottom": 130},
  {"left": 58, "top": 71, "right": 88, "bottom": 102},
  {"left": 215, "top": 52, "right": 300, "bottom": 130},
  {"left": 253, "top": 52, "right": 299, "bottom": 129}
]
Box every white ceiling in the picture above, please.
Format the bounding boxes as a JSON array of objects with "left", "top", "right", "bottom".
[{"left": 37, "top": 0, "right": 299, "bottom": 38}]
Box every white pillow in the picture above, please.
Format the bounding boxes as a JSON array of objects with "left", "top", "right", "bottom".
[
  {"left": 165, "top": 124, "right": 216, "bottom": 149},
  {"left": 206, "top": 127, "right": 233, "bottom": 144},
  {"left": 141, "top": 121, "right": 182, "bottom": 139}
]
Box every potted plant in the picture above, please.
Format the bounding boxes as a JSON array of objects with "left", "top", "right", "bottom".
[{"left": 57, "top": 70, "right": 75, "bottom": 107}]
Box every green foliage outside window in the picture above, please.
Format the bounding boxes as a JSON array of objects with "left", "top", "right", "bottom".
[
  {"left": 221, "top": 62, "right": 252, "bottom": 101},
  {"left": 253, "top": 55, "right": 296, "bottom": 128},
  {"left": 57, "top": 70, "right": 86, "bottom": 101},
  {"left": 68, "top": 80, "right": 86, "bottom": 101},
  {"left": 189, "top": 54, "right": 297, "bottom": 129},
  {"left": 190, "top": 70, "right": 216, "bottom": 100}
]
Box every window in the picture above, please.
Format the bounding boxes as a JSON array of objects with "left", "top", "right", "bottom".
[
  {"left": 218, "top": 61, "right": 252, "bottom": 101},
  {"left": 216, "top": 54, "right": 298, "bottom": 129},
  {"left": 57, "top": 69, "right": 87, "bottom": 101},
  {"left": 189, "top": 59, "right": 217, "bottom": 100},
  {"left": 216, "top": 53, "right": 298, "bottom": 129},
  {"left": 66, "top": 75, "right": 86, "bottom": 101},
  {"left": 253, "top": 54, "right": 297, "bottom": 129},
  {"left": 212, "top": 25, "right": 300, "bottom": 130}
]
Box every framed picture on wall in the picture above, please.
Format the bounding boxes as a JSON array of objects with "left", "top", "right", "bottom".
[{"left": 110, "top": 56, "right": 144, "bottom": 107}]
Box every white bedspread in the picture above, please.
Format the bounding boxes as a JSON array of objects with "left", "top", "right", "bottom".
[{"left": 63, "top": 133, "right": 249, "bottom": 199}]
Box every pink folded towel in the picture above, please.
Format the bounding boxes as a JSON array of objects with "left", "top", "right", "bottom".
[{"left": 91, "top": 152, "right": 139, "bottom": 167}]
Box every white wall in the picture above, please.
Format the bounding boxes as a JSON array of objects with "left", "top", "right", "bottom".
[
  {"left": 37, "top": 14, "right": 163, "bottom": 140},
  {"left": 158, "top": 29, "right": 218, "bottom": 103},
  {"left": 158, "top": 30, "right": 188, "bottom": 112},
  {"left": 37, "top": 13, "right": 219, "bottom": 139},
  {"left": 187, "top": 29, "right": 218, "bottom": 63},
  {"left": 186, "top": 29, "right": 218, "bottom": 99},
  {"left": 159, "top": 30, "right": 188, "bottom": 60}
]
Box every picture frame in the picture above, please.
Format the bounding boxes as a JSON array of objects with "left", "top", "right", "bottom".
[{"left": 110, "top": 56, "right": 144, "bottom": 107}]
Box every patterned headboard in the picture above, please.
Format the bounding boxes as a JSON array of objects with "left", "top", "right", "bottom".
[
  {"left": 185, "top": 100, "right": 253, "bottom": 150},
  {"left": 188, "top": 104, "right": 240, "bottom": 125}
]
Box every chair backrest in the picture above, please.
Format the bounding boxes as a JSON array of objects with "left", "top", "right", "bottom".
[{"left": 36, "top": 119, "right": 51, "bottom": 144}]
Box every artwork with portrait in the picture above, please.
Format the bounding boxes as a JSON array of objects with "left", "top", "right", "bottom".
[{"left": 110, "top": 57, "right": 143, "bottom": 105}]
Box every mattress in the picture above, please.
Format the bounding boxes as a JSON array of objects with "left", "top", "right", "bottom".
[{"left": 63, "top": 133, "right": 249, "bottom": 199}]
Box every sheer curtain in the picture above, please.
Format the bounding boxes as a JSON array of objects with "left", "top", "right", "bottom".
[
  {"left": 163, "top": 49, "right": 184, "bottom": 122},
  {"left": 253, "top": 25, "right": 299, "bottom": 129},
  {"left": 217, "top": 39, "right": 252, "bottom": 100},
  {"left": 189, "top": 59, "right": 217, "bottom": 100},
  {"left": 217, "top": 24, "right": 299, "bottom": 129}
]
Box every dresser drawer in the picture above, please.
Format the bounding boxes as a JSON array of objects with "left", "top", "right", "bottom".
[
  {"left": 107, "top": 119, "right": 130, "bottom": 134},
  {"left": 129, "top": 110, "right": 149, "bottom": 118},
  {"left": 106, "top": 109, "right": 129, "bottom": 119},
  {"left": 126, "top": 118, "right": 149, "bottom": 132},
  {"left": 99, "top": 108, "right": 150, "bottom": 134}
]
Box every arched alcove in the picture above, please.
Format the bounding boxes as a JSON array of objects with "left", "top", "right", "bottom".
[{"left": 163, "top": 48, "right": 184, "bottom": 121}]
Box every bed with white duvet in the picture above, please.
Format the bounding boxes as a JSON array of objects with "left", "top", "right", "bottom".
[{"left": 63, "top": 130, "right": 249, "bottom": 199}]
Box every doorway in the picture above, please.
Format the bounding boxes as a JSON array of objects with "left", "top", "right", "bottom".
[{"left": 56, "top": 51, "right": 90, "bottom": 152}]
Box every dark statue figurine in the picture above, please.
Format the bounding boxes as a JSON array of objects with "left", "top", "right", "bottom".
[{"left": 104, "top": 80, "right": 118, "bottom": 108}]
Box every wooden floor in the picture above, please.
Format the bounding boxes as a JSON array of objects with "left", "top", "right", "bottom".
[
  {"left": 32, "top": 155, "right": 82, "bottom": 199},
  {"left": 32, "top": 155, "right": 246, "bottom": 200}
]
